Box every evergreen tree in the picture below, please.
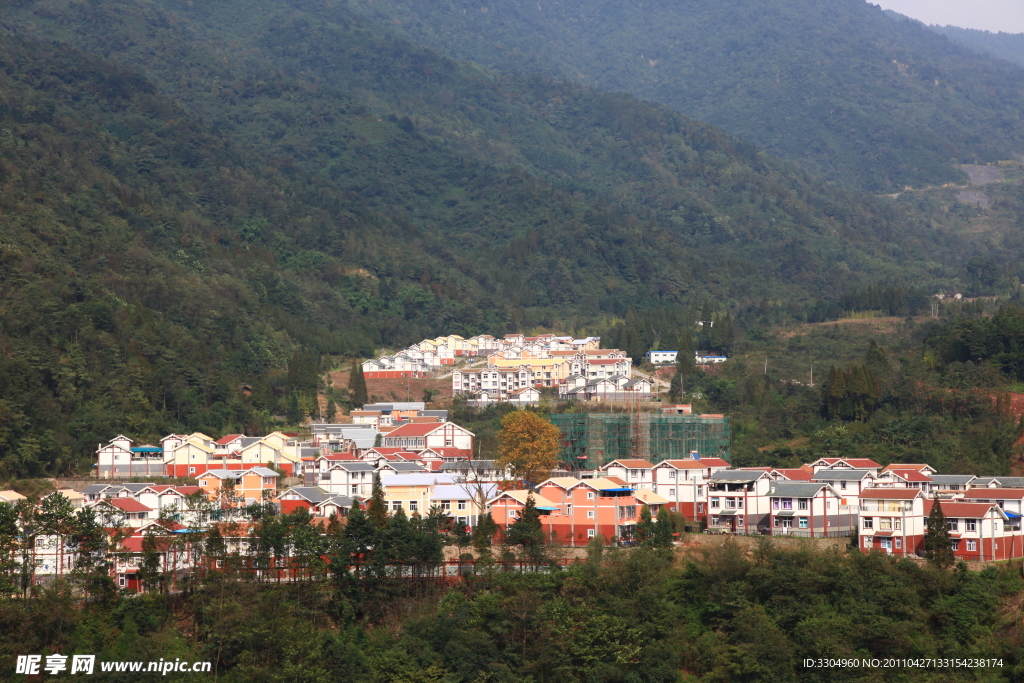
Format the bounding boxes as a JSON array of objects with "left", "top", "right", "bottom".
[
  {"left": 288, "top": 350, "right": 321, "bottom": 394},
  {"left": 634, "top": 505, "right": 656, "bottom": 547},
  {"left": 287, "top": 392, "right": 302, "bottom": 424},
  {"left": 924, "top": 502, "right": 955, "bottom": 568},
  {"left": 504, "top": 494, "right": 546, "bottom": 562},
  {"left": 349, "top": 362, "right": 369, "bottom": 407},
  {"left": 472, "top": 512, "right": 498, "bottom": 554},
  {"left": 367, "top": 474, "right": 388, "bottom": 529},
  {"left": 655, "top": 507, "right": 675, "bottom": 547},
  {"left": 326, "top": 397, "right": 338, "bottom": 423}
]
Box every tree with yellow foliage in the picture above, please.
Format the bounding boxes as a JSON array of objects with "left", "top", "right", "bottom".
[{"left": 496, "top": 410, "right": 561, "bottom": 487}]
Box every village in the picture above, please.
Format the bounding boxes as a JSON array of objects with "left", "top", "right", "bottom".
[{"left": 3, "top": 334, "right": 1018, "bottom": 592}]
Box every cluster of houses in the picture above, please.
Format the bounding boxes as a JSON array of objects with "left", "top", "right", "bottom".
[
  {"left": 55, "top": 415, "right": 1024, "bottom": 591},
  {"left": 452, "top": 343, "right": 652, "bottom": 404},
  {"left": 95, "top": 402, "right": 476, "bottom": 481}
]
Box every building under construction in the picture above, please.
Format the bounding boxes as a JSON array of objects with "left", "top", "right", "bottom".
[{"left": 550, "top": 413, "right": 730, "bottom": 469}]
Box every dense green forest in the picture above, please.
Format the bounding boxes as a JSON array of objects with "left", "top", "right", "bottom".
[
  {"left": 1, "top": 541, "right": 1021, "bottom": 682},
  {"left": 932, "top": 24, "right": 1024, "bottom": 68},
  {"left": 1, "top": 0, "right": 1012, "bottom": 475},
  {"left": 346, "top": 0, "right": 1024, "bottom": 191}
]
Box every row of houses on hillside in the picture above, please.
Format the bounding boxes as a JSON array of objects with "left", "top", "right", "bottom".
[
  {"left": 362, "top": 334, "right": 603, "bottom": 379},
  {"left": 96, "top": 419, "right": 478, "bottom": 481}
]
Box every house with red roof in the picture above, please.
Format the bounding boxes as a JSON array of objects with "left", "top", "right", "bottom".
[
  {"left": 808, "top": 457, "right": 882, "bottom": 474},
  {"left": 875, "top": 469, "right": 933, "bottom": 491},
  {"left": 651, "top": 458, "right": 732, "bottom": 518},
  {"left": 601, "top": 459, "right": 655, "bottom": 488},
  {"left": 924, "top": 499, "right": 1021, "bottom": 561},
  {"left": 382, "top": 422, "right": 474, "bottom": 453},
  {"left": 858, "top": 488, "right": 925, "bottom": 556}
]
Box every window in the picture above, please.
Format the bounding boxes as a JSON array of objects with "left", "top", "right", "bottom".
[
  {"left": 894, "top": 519, "right": 901, "bottom": 530},
  {"left": 947, "top": 519, "right": 959, "bottom": 532},
  {"left": 737, "top": 498, "right": 744, "bottom": 509},
  {"left": 587, "top": 492, "right": 595, "bottom": 500},
  {"left": 216, "top": 560, "right": 223, "bottom": 568},
  {"left": 668, "top": 470, "right": 676, "bottom": 480},
  {"left": 670, "top": 488, "right": 677, "bottom": 499},
  {"left": 697, "top": 503, "right": 704, "bottom": 513},
  {"left": 439, "top": 501, "right": 451, "bottom": 511},
  {"left": 567, "top": 504, "right": 573, "bottom": 514},
  {"left": 189, "top": 467, "right": 196, "bottom": 474},
  {"left": 587, "top": 529, "right": 596, "bottom": 538},
  {"left": 880, "top": 518, "right": 892, "bottom": 530},
  {"left": 409, "top": 501, "right": 418, "bottom": 512},
  {"left": 773, "top": 517, "right": 781, "bottom": 527},
  {"left": 630, "top": 469, "right": 638, "bottom": 478},
  {"left": 967, "top": 539, "right": 977, "bottom": 551},
  {"left": 863, "top": 536, "right": 873, "bottom": 547},
  {"left": 392, "top": 502, "right": 402, "bottom": 512},
  {"left": 457, "top": 501, "right": 466, "bottom": 511},
  {"left": 711, "top": 516, "right": 720, "bottom": 526},
  {"left": 798, "top": 517, "right": 809, "bottom": 529},
  {"left": 840, "top": 481, "right": 847, "bottom": 490},
  {"left": 736, "top": 515, "right": 744, "bottom": 527},
  {"left": 697, "top": 486, "right": 703, "bottom": 496},
  {"left": 725, "top": 497, "right": 736, "bottom": 508},
  {"left": 782, "top": 498, "right": 793, "bottom": 510},
  {"left": 587, "top": 510, "right": 595, "bottom": 519},
  {"left": 711, "top": 497, "right": 720, "bottom": 509},
  {"left": 773, "top": 498, "right": 779, "bottom": 510},
  {"left": 863, "top": 518, "right": 873, "bottom": 530},
  {"left": 352, "top": 485, "right": 358, "bottom": 495},
  {"left": 895, "top": 538, "right": 902, "bottom": 549},
  {"left": 118, "top": 575, "right": 126, "bottom": 587},
  {"left": 951, "top": 540, "right": 960, "bottom": 551},
  {"left": 798, "top": 499, "right": 808, "bottom": 510},
  {"left": 966, "top": 519, "right": 977, "bottom": 532}
]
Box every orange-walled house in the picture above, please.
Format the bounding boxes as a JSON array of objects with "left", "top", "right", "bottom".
[{"left": 522, "top": 477, "right": 650, "bottom": 545}]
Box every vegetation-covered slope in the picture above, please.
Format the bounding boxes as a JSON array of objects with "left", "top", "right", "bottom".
[
  {"left": 0, "top": 0, "right": 1012, "bottom": 475},
  {"left": 344, "top": 0, "right": 1024, "bottom": 191},
  {"left": 932, "top": 25, "right": 1024, "bottom": 68}
]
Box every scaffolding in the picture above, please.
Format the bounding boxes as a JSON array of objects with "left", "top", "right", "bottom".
[{"left": 551, "top": 412, "right": 731, "bottom": 469}]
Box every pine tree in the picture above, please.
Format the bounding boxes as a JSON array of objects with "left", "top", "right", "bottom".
[
  {"left": 326, "top": 397, "right": 338, "bottom": 423},
  {"left": 504, "top": 494, "right": 546, "bottom": 563},
  {"left": 655, "top": 507, "right": 675, "bottom": 547},
  {"left": 924, "top": 502, "right": 955, "bottom": 568},
  {"left": 366, "top": 474, "right": 388, "bottom": 530},
  {"left": 349, "top": 362, "right": 369, "bottom": 407},
  {"left": 472, "top": 512, "right": 498, "bottom": 554},
  {"left": 634, "top": 505, "right": 656, "bottom": 546}
]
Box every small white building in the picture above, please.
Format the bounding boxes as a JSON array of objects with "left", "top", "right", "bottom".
[{"left": 645, "top": 350, "right": 678, "bottom": 365}]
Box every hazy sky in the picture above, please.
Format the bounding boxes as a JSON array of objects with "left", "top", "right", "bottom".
[{"left": 874, "top": 0, "right": 1024, "bottom": 33}]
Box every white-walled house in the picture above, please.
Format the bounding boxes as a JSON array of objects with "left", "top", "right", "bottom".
[{"left": 382, "top": 422, "right": 474, "bottom": 453}]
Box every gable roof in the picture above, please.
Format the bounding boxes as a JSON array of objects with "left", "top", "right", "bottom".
[
  {"left": 769, "top": 482, "right": 836, "bottom": 497},
  {"left": 927, "top": 474, "right": 977, "bottom": 485},
  {"left": 709, "top": 470, "right": 768, "bottom": 483},
  {"left": 963, "top": 489, "right": 1024, "bottom": 499},
  {"left": 244, "top": 467, "right": 280, "bottom": 478},
  {"left": 773, "top": 468, "right": 813, "bottom": 481},
  {"left": 885, "top": 469, "right": 933, "bottom": 483},
  {"left": 106, "top": 498, "right": 153, "bottom": 513},
  {"left": 633, "top": 489, "right": 669, "bottom": 505},
  {"left": 655, "top": 458, "right": 731, "bottom": 470},
  {"left": 215, "top": 434, "right": 244, "bottom": 445},
  {"left": 604, "top": 459, "right": 654, "bottom": 469},
  {"left": 488, "top": 490, "right": 561, "bottom": 508},
  {"left": 925, "top": 499, "right": 1006, "bottom": 519}
]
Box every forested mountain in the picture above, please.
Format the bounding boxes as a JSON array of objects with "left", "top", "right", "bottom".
[
  {"left": 343, "top": 0, "right": 1024, "bottom": 191},
  {"left": 932, "top": 25, "right": 1024, "bottom": 68},
  {"left": 0, "top": 0, "right": 1009, "bottom": 475}
]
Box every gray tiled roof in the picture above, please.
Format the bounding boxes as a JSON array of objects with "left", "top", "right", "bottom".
[
  {"left": 769, "top": 482, "right": 831, "bottom": 497},
  {"left": 812, "top": 470, "right": 873, "bottom": 481},
  {"left": 709, "top": 471, "right": 765, "bottom": 482},
  {"left": 929, "top": 475, "right": 977, "bottom": 485}
]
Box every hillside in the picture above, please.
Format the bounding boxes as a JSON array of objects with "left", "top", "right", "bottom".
[
  {"left": 932, "top": 25, "right": 1024, "bottom": 68},
  {"left": 0, "top": 0, "right": 1012, "bottom": 475},
  {"left": 345, "top": 0, "right": 1024, "bottom": 192}
]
